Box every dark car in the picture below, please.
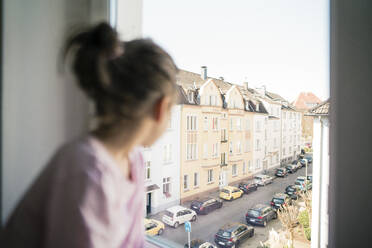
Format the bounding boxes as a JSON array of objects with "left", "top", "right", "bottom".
[
  {"left": 238, "top": 182, "right": 258, "bottom": 194},
  {"left": 245, "top": 204, "right": 277, "bottom": 227},
  {"left": 275, "top": 168, "right": 288, "bottom": 177},
  {"left": 214, "top": 223, "right": 254, "bottom": 248},
  {"left": 190, "top": 198, "right": 223, "bottom": 215},
  {"left": 270, "top": 193, "right": 292, "bottom": 210},
  {"left": 184, "top": 239, "right": 216, "bottom": 248},
  {"left": 285, "top": 185, "right": 301, "bottom": 200},
  {"left": 299, "top": 159, "right": 307, "bottom": 167},
  {"left": 285, "top": 164, "right": 297, "bottom": 173},
  {"left": 307, "top": 175, "right": 313, "bottom": 183},
  {"left": 291, "top": 160, "right": 298, "bottom": 165},
  {"left": 305, "top": 156, "right": 313, "bottom": 163}
]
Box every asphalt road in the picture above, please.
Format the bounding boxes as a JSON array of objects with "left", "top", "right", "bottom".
[{"left": 153, "top": 163, "right": 312, "bottom": 248}]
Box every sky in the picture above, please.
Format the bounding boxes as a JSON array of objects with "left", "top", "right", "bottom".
[{"left": 143, "top": 0, "right": 329, "bottom": 102}]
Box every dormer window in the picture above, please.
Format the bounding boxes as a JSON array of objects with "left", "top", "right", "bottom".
[{"left": 188, "top": 91, "right": 194, "bottom": 103}]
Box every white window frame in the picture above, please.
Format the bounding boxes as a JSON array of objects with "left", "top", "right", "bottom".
[
  {"left": 207, "top": 169, "right": 214, "bottom": 183},
  {"left": 145, "top": 161, "right": 151, "bottom": 180},
  {"left": 204, "top": 116, "right": 208, "bottom": 131},
  {"left": 232, "top": 164, "right": 237, "bottom": 176},
  {"left": 194, "top": 172, "right": 199, "bottom": 187},
  {"left": 184, "top": 175, "right": 189, "bottom": 190},
  {"left": 163, "top": 177, "right": 171, "bottom": 196}
]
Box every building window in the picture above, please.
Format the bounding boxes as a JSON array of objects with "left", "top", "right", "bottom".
[
  {"left": 230, "top": 118, "right": 233, "bottom": 130},
  {"left": 243, "top": 162, "right": 246, "bottom": 174},
  {"left": 255, "top": 120, "right": 261, "bottom": 132},
  {"left": 255, "top": 159, "right": 261, "bottom": 169},
  {"left": 163, "top": 144, "right": 172, "bottom": 163},
  {"left": 212, "top": 143, "right": 219, "bottom": 158},
  {"left": 236, "top": 118, "right": 241, "bottom": 130},
  {"left": 207, "top": 169, "right": 213, "bottom": 183},
  {"left": 187, "top": 115, "right": 197, "bottom": 131},
  {"left": 232, "top": 164, "right": 237, "bottom": 176},
  {"left": 163, "top": 177, "right": 171, "bottom": 197},
  {"left": 203, "top": 143, "right": 208, "bottom": 159},
  {"left": 145, "top": 161, "right": 151, "bottom": 180},
  {"left": 221, "top": 129, "right": 227, "bottom": 141},
  {"left": 255, "top": 139, "right": 260, "bottom": 151},
  {"left": 248, "top": 160, "right": 252, "bottom": 172},
  {"left": 229, "top": 141, "right": 233, "bottom": 154},
  {"left": 204, "top": 116, "right": 208, "bottom": 131},
  {"left": 187, "top": 91, "right": 194, "bottom": 103},
  {"left": 244, "top": 139, "right": 250, "bottom": 152},
  {"left": 194, "top": 172, "right": 199, "bottom": 187},
  {"left": 221, "top": 152, "right": 226, "bottom": 165},
  {"left": 184, "top": 175, "right": 189, "bottom": 190},
  {"left": 245, "top": 119, "right": 250, "bottom": 131},
  {"left": 212, "top": 117, "right": 219, "bottom": 130},
  {"left": 237, "top": 141, "right": 241, "bottom": 154}
]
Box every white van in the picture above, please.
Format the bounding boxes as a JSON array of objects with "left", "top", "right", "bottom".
[{"left": 162, "top": 206, "right": 197, "bottom": 228}]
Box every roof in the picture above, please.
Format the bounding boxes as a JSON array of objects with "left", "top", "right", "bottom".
[
  {"left": 165, "top": 205, "right": 187, "bottom": 212},
  {"left": 308, "top": 100, "right": 329, "bottom": 115},
  {"left": 266, "top": 91, "right": 287, "bottom": 102},
  {"left": 293, "top": 92, "right": 322, "bottom": 110}
]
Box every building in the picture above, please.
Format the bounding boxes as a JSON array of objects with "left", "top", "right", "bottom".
[
  {"left": 144, "top": 106, "right": 181, "bottom": 215},
  {"left": 293, "top": 92, "right": 322, "bottom": 147},
  {"left": 307, "top": 100, "right": 330, "bottom": 248},
  {"left": 177, "top": 68, "right": 266, "bottom": 203}
]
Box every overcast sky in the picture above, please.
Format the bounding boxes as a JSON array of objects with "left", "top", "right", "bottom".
[{"left": 143, "top": 0, "right": 329, "bottom": 102}]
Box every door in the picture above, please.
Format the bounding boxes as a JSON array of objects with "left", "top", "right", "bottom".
[{"left": 146, "top": 192, "right": 152, "bottom": 215}]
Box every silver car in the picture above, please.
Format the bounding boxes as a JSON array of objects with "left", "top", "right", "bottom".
[{"left": 254, "top": 174, "right": 274, "bottom": 186}]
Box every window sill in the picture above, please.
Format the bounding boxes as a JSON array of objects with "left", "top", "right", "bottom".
[
  {"left": 232, "top": 174, "right": 238, "bottom": 177},
  {"left": 207, "top": 181, "right": 214, "bottom": 185}
]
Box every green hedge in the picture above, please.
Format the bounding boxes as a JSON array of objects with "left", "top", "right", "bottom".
[{"left": 298, "top": 211, "right": 311, "bottom": 240}]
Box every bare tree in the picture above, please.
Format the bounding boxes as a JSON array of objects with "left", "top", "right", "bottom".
[{"left": 277, "top": 205, "right": 300, "bottom": 247}]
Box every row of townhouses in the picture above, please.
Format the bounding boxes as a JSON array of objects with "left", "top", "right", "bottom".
[{"left": 144, "top": 67, "right": 302, "bottom": 215}]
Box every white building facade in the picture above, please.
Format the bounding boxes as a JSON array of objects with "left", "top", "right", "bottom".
[
  {"left": 144, "top": 105, "right": 181, "bottom": 215},
  {"left": 252, "top": 113, "right": 267, "bottom": 173}
]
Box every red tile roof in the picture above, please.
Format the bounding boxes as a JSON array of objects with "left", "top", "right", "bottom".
[{"left": 292, "top": 92, "right": 322, "bottom": 110}]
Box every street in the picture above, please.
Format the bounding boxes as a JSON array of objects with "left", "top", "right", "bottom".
[{"left": 151, "top": 164, "right": 312, "bottom": 247}]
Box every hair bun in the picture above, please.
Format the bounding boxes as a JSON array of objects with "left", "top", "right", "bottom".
[{"left": 89, "top": 22, "right": 119, "bottom": 58}]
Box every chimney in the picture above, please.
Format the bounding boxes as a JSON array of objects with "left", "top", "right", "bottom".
[
  {"left": 201, "top": 66, "right": 207, "bottom": 80},
  {"left": 244, "top": 82, "right": 249, "bottom": 90}
]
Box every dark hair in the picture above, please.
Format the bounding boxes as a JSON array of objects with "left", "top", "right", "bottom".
[{"left": 64, "top": 22, "right": 178, "bottom": 134}]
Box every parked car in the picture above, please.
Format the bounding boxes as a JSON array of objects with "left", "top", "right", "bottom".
[
  {"left": 253, "top": 175, "right": 274, "bottom": 186},
  {"left": 245, "top": 204, "right": 277, "bottom": 227},
  {"left": 285, "top": 164, "right": 297, "bottom": 173},
  {"left": 295, "top": 176, "right": 312, "bottom": 191},
  {"left": 270, "top": 193, "right": 292, "bottom": 210},
  {"left": 293, "top": 161, "right": 302, "bottom": 170},
  {"left": 145, "top": 218, "right": 165, "bottom": 236},
  {"left": 292, "top": 159, "right": 298, "bottom": 165},
  {"left": 300, "top": 159, "right": 308, "bottom": 167},
  {"left": 305, "top": 155, "right": 313, "bottom": 163},
  {"left": 238, "top": 182, "right": 258, "bottom": 194},
  {"left": 184, "top": 239, "right": 217, "bottom": 248},
  {"left": 285, "top": 185, "right": 301, "bottom": 200},
  {"left": 214, "top": 223, "right": 254, "bottom": 248},
  {"left": 219, "top": 186, "right": 244, "bottom": 201},
  {"left": 162, "top": 206, "right": 197, "bottom": 228},
  {"left": 275, "top": 167, "right": 288, "bottom": 177},
  {"left": 190, "top": 198, "right": 223, "bottom": 215}
]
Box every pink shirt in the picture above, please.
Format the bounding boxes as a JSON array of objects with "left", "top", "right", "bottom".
[{"left": 1, "top": 136, "right": 145, "bottom": 248}]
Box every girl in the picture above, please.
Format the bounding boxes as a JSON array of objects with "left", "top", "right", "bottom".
[{"left": 1, "top": 22, "right": 178, "bottom": 247}]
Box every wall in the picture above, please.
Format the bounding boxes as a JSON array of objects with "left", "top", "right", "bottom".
[{"left": 1, "top": 0, "right": 143, "bottom": 223}]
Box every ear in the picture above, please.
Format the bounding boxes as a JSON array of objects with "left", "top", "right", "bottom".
[{"left": 153, "top": 96, "right": 172, "bottom": 122}]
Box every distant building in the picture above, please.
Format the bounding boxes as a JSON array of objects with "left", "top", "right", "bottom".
[
  {"left": 293, "top": 92, "right": 322, "bottom": 147},
  {"left": 307, "top": 100, "right": 329, "bottom": 248}
]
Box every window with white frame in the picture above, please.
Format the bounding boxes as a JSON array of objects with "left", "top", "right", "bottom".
[
  {"left": 204, "top": 116, "right": 208, "bottom": 131},
  {"left": 248, "top": 160, "right": 252, "bottom": 172},
  {"left": 221, "top": 152, "right": 226, "bottom": 165},
  {"left": 237, "top": 141, "right": 241, "bottom": 154},
  {"left": 203, "top": 143, "right": 208, "bottom": 159},
  {"left": 236, "top": 118, "right": 241, "bottom": 130},
  {"left": 145, "top": 161, "right": 151, "bottom": 180},
  {"left": 255, "top": 159, "right": 261, "bottom": 169},
  {"left": 194, "top": 172, "right": 199, "bottom": 187},
  {"left": 244, "top": 139, "right": 250, "bottom": 152},
  {"left": 163, "top": 144, "right": 172, "bottom": 163},
  {"left": 187, "top": 91, "right": 194, "bottom": 103},
  {"left": 221, "top": 129, "right": 227, "bottom": 141},
  {"left": 207, "top": 169, "right": 213, "bottom": 183},
  {"left": 163, "top": 177, "right": 171, "bottom": 196},
  {"left": 186, "top": 133, "right": 197, "bottom": 160},
  {"left": 243, "top": 162, "right": 246, "bottom": 174},
  {"left": 229, "top": 141, "right": 233, "bottom": 154},
  {"left": 212, "top": 117, "right": 219, "bottom": 130},
  {"left": 230, "top": 117, "right": 233, "bottom": 130},
  {"left": 212, "top": 143, "right": 219, "bottom": 158},
  {"left": 184, "top": 175, "right": 188, "bottom": 190},
  {"left": 187, "top": 115, "right": 197, "bottom": 131},
  {"left": 245, "top": 118, "right": 250, "bottom": 131},
  {"left": 232, "top": 164, "right": 237, "bottom": 176},
  {"left": 255, "top": 120, "right": 261, "bottom": 132},
  {"left": 255, "top": 139, "right": 260, "bottom": 151}
]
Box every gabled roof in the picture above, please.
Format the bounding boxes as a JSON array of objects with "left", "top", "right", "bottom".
[
  {"left": 293, "top": 92, "right": 322, "bottom": 110},
  {"left": 308, "top": 100, "right": 329, "bottom": 115},
  {"left": 266, "top": 91, "right": 287, "bottom": 102}
]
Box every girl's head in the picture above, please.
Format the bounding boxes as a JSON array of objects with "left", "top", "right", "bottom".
[{"left": 65, "top": 22, "right": 178, "bottom": 147}]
